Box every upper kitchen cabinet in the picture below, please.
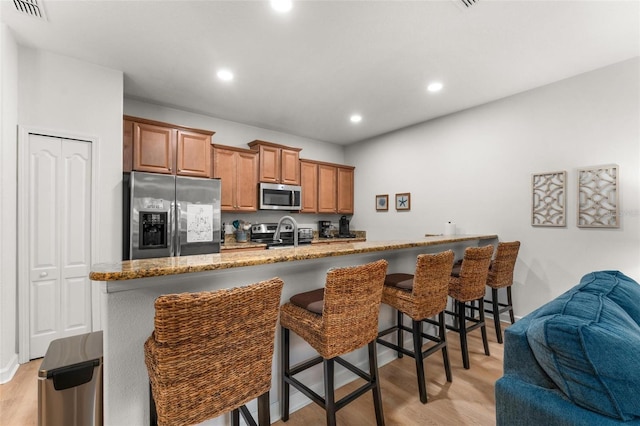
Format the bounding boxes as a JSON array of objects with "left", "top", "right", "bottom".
[
  {"left": 248, "top": 140, "right": 301, "bottom": 185},
  {"left": 317, "top": 162, "right": 337, "bottom": 214},
  {"left": 133, "top": 121, "right": 175, "bottom": 174},
  {"left": 123, "top": 118, "right": 133, "bottom": 172},
  {"left": 124, "top": 115, "right": 213, "bottom": 177},
  {"left": 313, "top": 161, "right": 355, "bottom": 215},
  {"left": 300, "top": 159, "right": 318, "bottom": 213},
  {"left": 176, "top": 130, "right": 211, "bottom": 177},
  {"left": 212, "top": 144, "right": 258, "bottom": 212},
  {"left": 336, "top": 165, "right": 355, "bottom": 214}
]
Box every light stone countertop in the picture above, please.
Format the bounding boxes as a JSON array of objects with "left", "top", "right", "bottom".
[{"left": 90, "top": 234, "right": 497, "bottom": 282}]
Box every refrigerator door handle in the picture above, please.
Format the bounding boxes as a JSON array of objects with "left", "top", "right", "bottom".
[
  {"left": 169, "top": 202, "right": 175, "bottom": 257},
  {"left": 176, "top": 202, "right": 182, "bottom": 257}
]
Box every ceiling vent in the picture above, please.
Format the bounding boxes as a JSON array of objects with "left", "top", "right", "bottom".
[
  {"left": 452, "top": 0, "right": 479, "bottom": 11},
  {"left": 459, "top": 0, "right": 479, "bottom": 7},
  {"left": 12, "top": 0, "right": 47, "bottom": 20}
]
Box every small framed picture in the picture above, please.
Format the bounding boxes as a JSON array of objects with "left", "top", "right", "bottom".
[
  {"left": 395, "top": 193, "right": 411, "bottom": 211},
  {"left": 376, "top": 194, "right": 389, "bottom": 211}
]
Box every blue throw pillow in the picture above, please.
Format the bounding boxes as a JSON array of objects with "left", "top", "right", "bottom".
[
  {"left": 577, "top": 270, "right": 640, "bottom": 325},
  {"left": 527, "top": 291, "right": 640, "bottom": 421}
]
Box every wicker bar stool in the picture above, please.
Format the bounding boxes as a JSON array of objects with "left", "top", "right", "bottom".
[
  {"left": 484, "top": 241, "right": 521, "bottom": 343},
  {"left": 445, "top": 245, "right": 493, "bottom": 369},
  {"left": 144, "top": 278, "right": 284, "bottom": 426},
  {"left": 280, "top": 259, "right": 388, "bottom": 426},
  {"left": 376, "top": 250, "right": 455, "bottom": 404}
]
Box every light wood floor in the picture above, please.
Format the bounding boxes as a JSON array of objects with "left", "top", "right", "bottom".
[{"left": 0, "top": 322, "right": 505, "bottom": 426}]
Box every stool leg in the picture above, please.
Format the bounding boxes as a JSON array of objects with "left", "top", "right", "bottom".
[
  {"left": 368, "top": 341, "right": 386, "bottom": 426},
  {"left": 397, "top": 310, "right": 404, "bottom": 359},
  {"left": 507, "top": 286, "right": 515, "bottom": 323},
  {"left": 412, "top": 319, "right": 427, "bottom": 404},
  {"left": 458, "top": 300, "right": 470, "bottom": 369},
  {"left": 257, "top": 391, "right": 270, "bottom": 426},
  {"left": 492, "top": 288, "right": 503, "bottom": 344},
  {"left": 479, "top": 299, "right": 490, "bottom": 356},
  {"left": 231, "top": 409, "right": 240, "bottom": 426},
  {"left": 281, "top": 326, "right": 290, "bottom": 422},
  {"left": 324, "top": 358, "right": 337, "bottom": 426},
  {"left": 439, "top": 311, "right": 452, "bottom": 382},
  {"left": 149, "top": 382, "right": 157, "bottom": 426}
]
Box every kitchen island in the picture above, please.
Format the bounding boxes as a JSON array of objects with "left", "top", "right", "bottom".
[{"left": 91, "top": 234, "right": 497, "bottom": 425}]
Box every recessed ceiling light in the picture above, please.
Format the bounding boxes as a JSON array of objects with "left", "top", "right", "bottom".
[
  {"left": 350, "top": 114, "right": 362, "bottom": 123},
  {"left": 427, "top": 81, "right": 443, "bottom": 93},
  {"left": 217, "top": 69, "right": 234, "bottom": 82},
  {"left": 271, "top": 0, "right": 292, "bottom": 13}
]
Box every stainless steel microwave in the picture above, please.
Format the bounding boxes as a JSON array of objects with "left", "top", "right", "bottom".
[{"left": 259, "top": 182, "right": 302, "bottom": 211}]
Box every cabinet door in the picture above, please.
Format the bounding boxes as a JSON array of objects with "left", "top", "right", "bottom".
[
  {"left": 123, "top": 119, "right": 133, "bottom": 172},
  {"left": 300, "top": 160, "right": 318, "bottom": 213},
  {"left": 212, "top": 148, "right": 236, "bottom": 211},
  {"left": 235, "top": 151, "right": 259, "bottom": 211},
  {"left": 133, "top": 122, "right": 175, "bottom": 174},
  {"left": 176, "top": 130, "right": 211, "bottom": 177},
  {"left": 281, "top": 148, "right": 300, "bottom": 185},
  {"left": 257, "top": 145, "right": 280, "bottom": 183},
  {"left": 317, "top": 164, "right": 337, "bottom": 213},
  {"left": 337, "top": 166, "right": 354, "bottom": 214}
]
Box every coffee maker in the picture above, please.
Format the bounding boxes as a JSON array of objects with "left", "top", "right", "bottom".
[
  {"left": 319, "top": 220, "right": 332, "bottom": 238},
  {"left": 338, "top": 215, "right": 351, "bottom": 237}
]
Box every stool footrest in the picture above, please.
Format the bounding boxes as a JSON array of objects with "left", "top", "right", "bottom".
[
  {"left": 284, "top": 355, "right": 378, "bottom": 413},
  {"left": 289, "top": 355, "right": 323, "bottom": 376}
]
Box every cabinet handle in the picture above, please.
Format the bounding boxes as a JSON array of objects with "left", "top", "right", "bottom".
[{"left": 39, "top": 272, "right": 48, "bottom": 278}]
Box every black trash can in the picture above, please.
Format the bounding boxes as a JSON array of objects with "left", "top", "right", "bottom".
[{"left": 38, "top": 331, "right": 103, "bottom": 426}]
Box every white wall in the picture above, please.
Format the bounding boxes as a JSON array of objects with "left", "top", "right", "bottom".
[
  {"left": 18, "top": 48, "right": 124, "bottom": 262},
  {"left": 346, "top": 58, "right": 640, "bottom": 317},
  {"left": 124, "top": 99, "right": 345, "bottom": 163},
  {"left": 0, "top": 48, "right": 123, "bottom": 372},
  {"left": 0, "top": 23, "right": 19, "bottom": 383}
]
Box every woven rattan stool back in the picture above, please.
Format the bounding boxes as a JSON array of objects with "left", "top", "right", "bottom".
[
  {"left": 487, "top": 241, "right": 520, "bottom": 289},
  {"left": 320, "top": 259, "right": 388, "bottom": 359},
  {"left": 409, "top": 250, "right": 455, "bottom": 319},
  {"left": 449, "top": 245, "right": 494, "bottom": 302},
  {"left": 144, "top": 278, "right": 284, "bottom": 426}
]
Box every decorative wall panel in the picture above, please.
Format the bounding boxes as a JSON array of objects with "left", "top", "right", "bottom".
[
  {"left": 577, "top": 164, "right": 619, "bottom": 228},
  {"left": 532, "top": 171, "right": 566, "bottom": 227}
]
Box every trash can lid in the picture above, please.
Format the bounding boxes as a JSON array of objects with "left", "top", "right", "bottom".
[{"left": 39, "top": 331, "right": 103, "bottom": 378}]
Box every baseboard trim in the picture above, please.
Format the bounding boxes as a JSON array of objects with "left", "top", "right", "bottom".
[{"left": 0, "top": 353, "right": 19, "bottom": 384}]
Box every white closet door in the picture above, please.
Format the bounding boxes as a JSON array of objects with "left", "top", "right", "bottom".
[{"left": 28, "top": 134, "right": 92, "bottom": 359}]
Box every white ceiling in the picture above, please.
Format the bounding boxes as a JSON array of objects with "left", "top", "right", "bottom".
[{"left": 2, "top": 0, "right": 639, "bottom": 145}]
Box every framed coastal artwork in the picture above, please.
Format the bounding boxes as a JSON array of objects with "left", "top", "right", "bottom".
[
  {"left": 395, "top": 193, "right": 411, "bottom": 211},
  {"left": 376, "top": 194, "right": 389, "bottom": 211}
]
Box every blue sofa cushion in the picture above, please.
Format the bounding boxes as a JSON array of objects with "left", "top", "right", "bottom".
[
  {"left": 527, "top": 290, "right": 640, "bottom": 421},
  {"left": 576, "top": 270, "right": 640, "bottom": 325}
]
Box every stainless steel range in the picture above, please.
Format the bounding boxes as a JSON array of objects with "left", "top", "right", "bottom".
[{"left": 250, "top": 223, "right": 313, "bottom": 247}]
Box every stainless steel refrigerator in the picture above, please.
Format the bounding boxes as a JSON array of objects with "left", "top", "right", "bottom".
[{"left": 123, "top": 172, "right": 221, "bottom": 260}]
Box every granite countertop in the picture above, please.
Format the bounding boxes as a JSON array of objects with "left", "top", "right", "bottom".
[{"left": 90, "top": 234, "right": 497, "bottom": 282}]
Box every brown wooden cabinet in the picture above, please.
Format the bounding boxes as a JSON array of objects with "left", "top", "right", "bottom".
[
  {"left": 133, "top": 121, "right": 175, "bottom": 174},
  {"left": 212, "top": 144, "right": 258, "bottom": 212},
  {"left": 248, "top": 140, "right": 301, "bottom": 185},
  {"left": 300, "top": 159, "right": 318, "bottom": 213},
  {"left": 337, "top": 165, "right": 355, "bottom": 214},
  {"left": 176, "top": 130, "right": 211, "bottom": 177},
  {"left": 304, "top": 160, "right": 355, "bottom": 214},
  {"left": 317, "top": 163, "right": 338, "bottom": 214},
  {"left": 124, "top": 115, "right": 213, "bottom": 177},
  {"left": 123, "top": 119, "right": 133, "bottom": 172}
]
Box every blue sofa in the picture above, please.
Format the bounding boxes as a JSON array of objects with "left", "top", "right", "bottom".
[{"left": 496, "top": 271, "right": 640, "bottom": 425}]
